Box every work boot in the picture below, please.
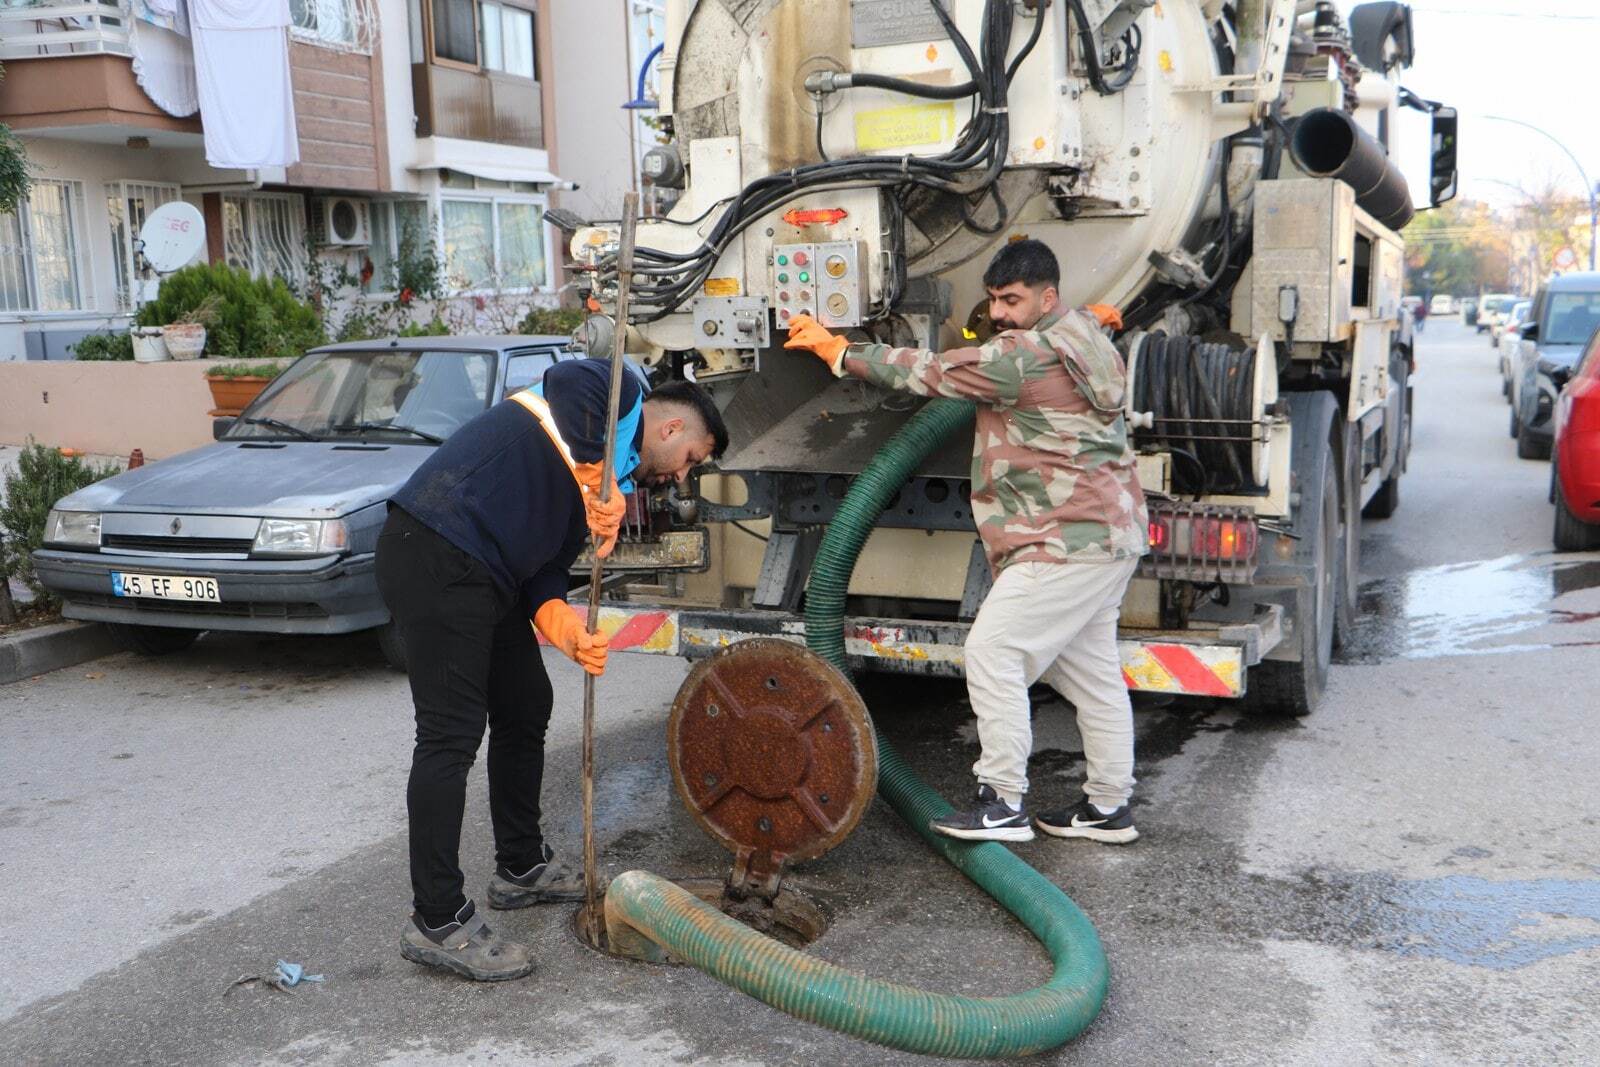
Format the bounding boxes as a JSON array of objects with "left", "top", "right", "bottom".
[
  {"left": 1034, "top": 799, "right": 1139, "bottom": 844},
  {"left": 930, "top": 784, "right": 1035, "bottom": 842},
  {"left": 399, "top": 900, "right": 533, "bottom": 981},
  {"left": 486, "top": 843, "right": 587, "bottom": 909}
]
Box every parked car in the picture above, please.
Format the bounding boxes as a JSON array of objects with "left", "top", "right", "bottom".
[
  {"left": 1551, "top": 326, "right": 1600, "bottom": 550},
  {"left": 1498, "top": 299, "right": 1533, "bottom": 397},
  {"left": 1478, "top": 292, "right": 1514, "bottom": 335},
  {"left": 1510, "top": 274, "right": 1600, "bottom": 460},
  {"left": 1429, "top": 294, "right": 1454, "bottom": 316},
  {"left": 1461, "top": 297, "right": 1478, "bottom": 326},
  {"left": 32, "top": 335, "right": 582, "bottom": 668}
]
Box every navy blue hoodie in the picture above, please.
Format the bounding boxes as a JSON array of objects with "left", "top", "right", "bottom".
[{"left": 391, "top": 358, "right": 646, "bottom": 614}]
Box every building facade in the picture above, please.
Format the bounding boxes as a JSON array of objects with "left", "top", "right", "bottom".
[{"left": 0, "top": 0, "right": 638, "bottom": 362}]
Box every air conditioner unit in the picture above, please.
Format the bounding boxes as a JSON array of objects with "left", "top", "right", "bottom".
[{"left": 315, "top": 197, "right": 371, "bottom": 247}]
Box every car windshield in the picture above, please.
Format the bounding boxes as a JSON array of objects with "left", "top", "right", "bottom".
[
  {"left": 229, "top": 350, "right": 495, "bottom": 441},
  {"left": 1483, "top": 297, "right": 1505, "bottom": 313},
  {"left": 1542, "top": 293, "right": 1600, "bottom": 346},
  {"left": 1510, "top": 302, "right": 1531, "bottom": 324}
]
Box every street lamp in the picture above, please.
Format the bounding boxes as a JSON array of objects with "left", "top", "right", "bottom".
[{"left": 1486, "top": 115, "right": 1597, "bottom": 271}]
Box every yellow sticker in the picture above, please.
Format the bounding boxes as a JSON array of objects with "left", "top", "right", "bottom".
[
  {"left": 1158, "top": 49, "right": 1174, "bottom": 73},
  {"left": 703, "top": 277, "right": 740, "bottom": 297},
  {"left": 854, "top": 102, "right": 957, "bottom": 153}
]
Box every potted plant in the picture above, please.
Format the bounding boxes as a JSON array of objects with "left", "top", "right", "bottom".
[
  {"left": 204, "top": 360, "right": 289, "bottom": 416},
  {"left": 161, "top": 294, "right": 221, "bottom": 361}
]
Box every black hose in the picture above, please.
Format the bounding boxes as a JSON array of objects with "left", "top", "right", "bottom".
[{"left": 1133, "top": 333, "right": 1257, "bottom": 493}]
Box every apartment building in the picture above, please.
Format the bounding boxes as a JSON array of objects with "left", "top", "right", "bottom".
[{"left": 0, "top": 0, "right": 659, "bottom": 362}]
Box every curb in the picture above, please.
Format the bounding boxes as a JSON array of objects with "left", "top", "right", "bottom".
[{"left": 0, "top": 621, "right": 121, "bottom": 685}]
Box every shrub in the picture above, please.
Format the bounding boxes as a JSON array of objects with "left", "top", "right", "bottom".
[
  {"left": 518, "top": 307, "right": 586, "bottom": 336},
  {"left": 203, "top": 360, "right": 291, "bottom": 380},
  {"left": 397, "top": 316, "right": 450, "bottom": 337},
  {"left": 0, "top": 441, "right": 121, "bottom": 606},
  {"left": 70, "top": 331, "right": 135, "bottom": 361},
  {"left": 135, "top": 263, "right": 324, "bottom": 361}
]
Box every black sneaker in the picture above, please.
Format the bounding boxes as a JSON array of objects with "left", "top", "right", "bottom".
[
  {"left": 930, "top": 785, "right": 1034, "bottom": 842},
  {"left": 1035, "top": 799, "right": 1139, "bottom": 844}
]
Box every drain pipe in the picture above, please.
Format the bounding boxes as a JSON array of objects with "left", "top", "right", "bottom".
[{"left": 604, "top": 397, "right": 1110, "bottom": 1057}]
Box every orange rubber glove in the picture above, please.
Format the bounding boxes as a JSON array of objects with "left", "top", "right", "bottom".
[
  {"left": 1085, "top": 303, "right": 1123, "bottom": 331},
  {"left": 784, "top": 314, "right": 850, "bottom": 375},
  {"left": 534, "top": 599, "right": 610, "bottom": 675},
  {"left": 572, "top": 461, "right": 626, "bottom": 559}
]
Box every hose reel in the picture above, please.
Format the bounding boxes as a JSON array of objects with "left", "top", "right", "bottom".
[{"left": 1123, "top": 331, "right": 1280, "bottom": 493}]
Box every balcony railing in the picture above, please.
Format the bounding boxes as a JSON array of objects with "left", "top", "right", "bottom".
[{"left": 0, "top": 0, "right": 131, "bottom": 61}]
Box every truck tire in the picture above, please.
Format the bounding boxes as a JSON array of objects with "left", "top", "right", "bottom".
[
  {"left": 376, "top": 619, "right": 407, "bottom": 672},
  {"left": 107, "top": 623, "right": 201, "bottom": 656},
  {"left": 1247, "top": 457, "right": 1337, "bottom": 717},
  {"left": 1509, "top": 404, "right": 1520, "bottom": 439},
  {"left": 1554, "top": 487, "right": 1600, "bottom": 552}
]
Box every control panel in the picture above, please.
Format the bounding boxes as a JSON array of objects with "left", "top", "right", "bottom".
[
  {"left": 692, "top": 295, "right": 771, "bottom": 350},
  {"left": 771, "top": 241, "right": 869, "bottom": 330}
]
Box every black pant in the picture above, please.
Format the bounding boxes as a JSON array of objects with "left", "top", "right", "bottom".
[{"left": 376, "top": 506, "right": 554, "bottom": 921}]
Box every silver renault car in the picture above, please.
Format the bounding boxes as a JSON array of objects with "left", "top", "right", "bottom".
[{"left": 33, "top": 335, "right": 577, "bottom": 667}]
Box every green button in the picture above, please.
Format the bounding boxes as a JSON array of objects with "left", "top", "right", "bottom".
[
  {"left": 798, "top": 271, "right": 810, "bottom": 283},
  {"left": 777, "top": 272, "right": 789, "bottom": 283},
  {"left": 777, "top": 255, "right": 788, "bottom": 266}
]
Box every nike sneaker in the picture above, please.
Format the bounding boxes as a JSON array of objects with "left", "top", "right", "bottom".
[
  {"left": 930, "top": 784, "right": 1035, "bottom": 842},
  {"left": 1034, "top": 799, "right": 1139, "bottom": 844}
]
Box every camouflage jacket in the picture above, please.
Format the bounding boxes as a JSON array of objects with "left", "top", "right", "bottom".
[{"left": 841, "top": 308, "right": 1148, "bottom": 572}]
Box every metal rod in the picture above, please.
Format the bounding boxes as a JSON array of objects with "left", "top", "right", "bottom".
[{"left": 581, "top": 190, "right": 639, "bottom": 947}]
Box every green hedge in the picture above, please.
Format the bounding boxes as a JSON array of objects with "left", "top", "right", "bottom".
[
  {"left": 70, "top": 332, "right": 135, "bottom": 361},
  {"left": 135, "top": 263, "right": 324, "bottom": 361},
  {"left": 0, "top": 442, "right": 121, "bottom": 607}
]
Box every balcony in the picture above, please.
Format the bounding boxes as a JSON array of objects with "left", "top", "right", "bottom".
[
  {"left": 0, "top": 0, "right": 131, "bottom": 60},
  {"left": 411, "top": 63, "right": 543, "bottom": 150}
]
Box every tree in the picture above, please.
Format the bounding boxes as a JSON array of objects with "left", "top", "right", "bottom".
[{"left": 0, "top": 65, "right": 31, "bottom": 214}]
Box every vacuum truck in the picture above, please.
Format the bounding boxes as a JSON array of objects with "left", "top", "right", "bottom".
[{"left": 560, "top": 0, "right": 1458, "bottom": 716}]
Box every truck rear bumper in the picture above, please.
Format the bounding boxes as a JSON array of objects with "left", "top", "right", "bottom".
[{"left": 558, "top": 602, "right": 1284, "bottom": 699}]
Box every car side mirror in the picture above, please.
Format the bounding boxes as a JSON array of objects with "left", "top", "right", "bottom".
[
  {"left": 213, "top": 416, "right": 237, "bottom": 440},
  {"left": 1520, "top": 324, "right": 1538, "bottom": 343},
  {"left": 1429, "top": 106, "right": 1458, "bottom": 207},
  {"left": 1552, "top": 365, "right": 1572, "bottom": 390}
]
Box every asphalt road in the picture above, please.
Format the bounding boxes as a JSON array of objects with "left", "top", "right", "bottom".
[{"left": 3, "top": 320, "right": 1598, "bottom": 1065}]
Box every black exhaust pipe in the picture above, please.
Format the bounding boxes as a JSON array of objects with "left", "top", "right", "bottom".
[{"left": 1290, "top": 107, "right": 1415, "bottom": 231}]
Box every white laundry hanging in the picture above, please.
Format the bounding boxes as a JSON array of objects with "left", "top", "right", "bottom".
[
  {"left": 130, "top": 0, "right": 200, "bottom": 118},
  {"left": 188, "top": 0, "right": 300, "bottom": 169}
]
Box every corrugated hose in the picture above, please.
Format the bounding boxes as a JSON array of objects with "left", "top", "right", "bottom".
[{"left": 604, "top": 397, "right": 1110, "bottom": 1057}]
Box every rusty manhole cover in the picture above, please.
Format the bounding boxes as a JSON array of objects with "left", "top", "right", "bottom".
[{"left": 668, "top": 639, "right": 877, "bottom": 875}]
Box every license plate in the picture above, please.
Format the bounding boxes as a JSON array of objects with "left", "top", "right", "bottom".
[{"left": 111, "top": 571, "right": 221, "bottom": 603}]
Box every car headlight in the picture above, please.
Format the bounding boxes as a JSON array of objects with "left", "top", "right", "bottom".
[
  {"left": 252, "top": 518, "right": 349, "bottom": 557},
  {"left": 44, "top": 509, "right": 101, "bottom": 547}
]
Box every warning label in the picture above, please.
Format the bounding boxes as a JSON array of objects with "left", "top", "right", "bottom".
[{"left": 853, "top": 102, "right": 957, "bottom": 153}]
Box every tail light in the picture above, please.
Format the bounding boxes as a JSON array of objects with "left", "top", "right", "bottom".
[{"left": 1142, "top": 503, "right": 1259, "bottom": 583}]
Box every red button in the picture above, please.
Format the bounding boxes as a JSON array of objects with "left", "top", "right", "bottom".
[
  {"left": 779, "top": 291, "right": 791, "bottom": 301},
  {"left": 779, "top": 308, "right": 790, "bottom": 319},
  {"left": 793, "top": 251, "right": 809, "bottom": 266}
]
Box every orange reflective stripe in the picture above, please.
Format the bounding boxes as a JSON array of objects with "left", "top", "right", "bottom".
[{"left": 509, "top": 390, "right": 578, "bottom": 474}]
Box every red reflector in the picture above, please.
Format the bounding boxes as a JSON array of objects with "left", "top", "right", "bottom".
[
  {"left": 1148, "top": 517, "right": 1169, "bottom": 550},
  {"left": 783, "top": 208, "right": 849, "bottom": 227}
]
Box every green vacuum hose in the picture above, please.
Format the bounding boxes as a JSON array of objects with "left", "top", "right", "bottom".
[{"left": 604, "top": 397, "right": 1109, "bottom": 1057}]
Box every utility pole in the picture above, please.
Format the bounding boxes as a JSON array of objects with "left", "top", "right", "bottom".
[{"left": 1486, "top": 115, "right": 1597, "bottom": 271}]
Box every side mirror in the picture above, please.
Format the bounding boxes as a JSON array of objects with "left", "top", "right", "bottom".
[
  {"left": 213, "top": 416, "right": 237, "bottom": 440},
  {"left": 1521, "top": 324, "right": 1539, "bottom": 343},
  {"left": 1429, "top": 106, "right": 1458, "bottom": 207}
]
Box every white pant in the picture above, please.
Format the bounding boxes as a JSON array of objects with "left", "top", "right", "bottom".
[{"left": 964, "top": 558, "right": 1139, "bottom": 808}]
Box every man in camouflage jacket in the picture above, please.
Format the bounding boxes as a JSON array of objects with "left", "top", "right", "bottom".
[{"left": 785, "top": 239, "right": 1148, "bottom": 845}]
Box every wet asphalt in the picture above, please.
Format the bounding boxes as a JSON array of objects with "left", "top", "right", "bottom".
[{"left": 2, "top": 320, "right": 1598, "bottom": 1065}]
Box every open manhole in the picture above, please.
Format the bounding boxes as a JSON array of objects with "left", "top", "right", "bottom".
[{"left": 570, "top": 877, "right": 831, "bottom": 963}]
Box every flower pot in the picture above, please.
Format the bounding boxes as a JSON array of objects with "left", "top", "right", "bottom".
[
  {"left": 205, "top": 375, "right": 274, "bottom": 416},
  {"left": 131, "top": 327, "right": 170, "bottom": 363},
  {"left": 162, "top": 323, "right": 206, "bottom": 360}
]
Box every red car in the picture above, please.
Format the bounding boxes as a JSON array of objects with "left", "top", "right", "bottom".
[{"left": 1552, "top": 327, "right": 1600, "bottom": 550}]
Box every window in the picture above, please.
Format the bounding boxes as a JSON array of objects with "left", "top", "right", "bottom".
[
  {"left": 440, "top": 196, "right": 549, "bottom": 292},
  {"left": 430, "top": 0, "right": 478, "bottom": 64},
  {"left": 223, "top": 193, "right": 308, "bottom": 288},
  {"left": 290, "top": 0, "right": 371, "bottom": 49},
  {"left": 480, "top": 1, "right": 535, "bottom": 79},
  {"left": 502, "top": 348, "right": 558, "bottom": 398},
  {"left": 106, "top": 181, "right": 181, "bottom": 310},
  {"left": 0, "top": 179, "right": 87, "bottom": 313},
  {"left": 364, "top": 200, "right": 431, "bottom": 294}
]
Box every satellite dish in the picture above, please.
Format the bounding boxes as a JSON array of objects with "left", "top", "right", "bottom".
[{"left": 138, "top": 201, "right": 206, "bottom": 274}]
